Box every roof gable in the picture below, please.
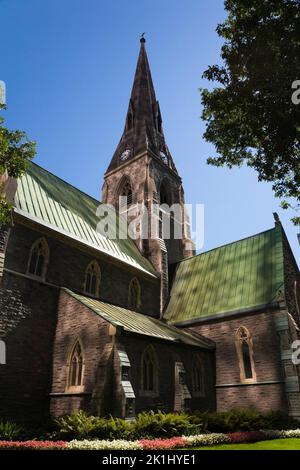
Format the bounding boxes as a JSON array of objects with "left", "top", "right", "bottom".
[
  {"left": 14, "top": 162, "right": 155, "bottom": 276},
  {"left": 164, "top": 225, "right": 285, "bottom": 324}
]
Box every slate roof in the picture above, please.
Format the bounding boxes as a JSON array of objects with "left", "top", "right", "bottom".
[
  {"left": 14, "top": 162, "right": 156, "bottom": 276},
  {"left": 106, "top": 38, "right": 177, "bottom": 174},
  {"left": 64, "top": 288, "right": 214, "bottom": 349},
  {"left": 164, "top": 224, "right": 285, "bottom": 325}
]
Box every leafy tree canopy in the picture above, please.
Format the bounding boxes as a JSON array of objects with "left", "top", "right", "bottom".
[
  {"left": 0, "top": 104, "right": 36, "bottom": 226},
  {"left": 201, "top": 0, "right": 300, "bottom": 224}
]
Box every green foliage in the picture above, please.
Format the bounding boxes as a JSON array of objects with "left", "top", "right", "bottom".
[
  {"left": 52, "top": 410, "right": 202, "bottom": 441},
  {"left": 0, "top": 104, "right": 36, "bottom": 226},
  {"left": 190, "top": 409, "right": 298, "bottom": 433},
  {"left": 0, "top": 196, "right": 12, "bottom": 226},
  {"left": 133, "top": 410, "right": 202, "bottom": 439},
  {"left": 53, "top": 410, "right": 100, "bottom": 440},
  {"left": 92, "top": 417, "right": 133, "bottom": 440},
  {"left": 0, "top": 420, "right": 23, "bottom": 440},
  {"left": 5, "top": 409, "right": 297, "bottom": 441},
  {"left": 201, "top": 0, "right": 300, "bottom": 223}
]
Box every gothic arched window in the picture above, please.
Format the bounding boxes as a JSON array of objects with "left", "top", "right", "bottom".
[
  {"left": 192, "top": 355, "right": 205, "bottom": 395},
  {"left": 27, "top": 237, "right": 49, "bottom": 279},
  {"left": 128, "top": 277, "right": 141, "bottom": 310},
  {"left": 67, "top": 341, "right": 84, "bottom": 390},
  {"left": 118, "top": 177, "right": 133, "bottom": 209},
  {"left": 84, "top": 261, "right": 101, "bottom": 297},
  {"left": 235, "top": 326, "right": 256, "bottom": 383},
  {"left": 159, "top": 179, "right": 171, "bottom": 206},
  {"left": 141, "top": 345, "right": 159, "bottom": 394},
  {"left": 159, "top": 179, "right": 172, "bottom": 239}
]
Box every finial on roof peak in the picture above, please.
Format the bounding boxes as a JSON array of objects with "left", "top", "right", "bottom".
[
  {"left": 273, "top": 212, "right": 281, "bottom": 225},
  {"left": 140, "top": 32, "right": 146, "bottom": 43}
]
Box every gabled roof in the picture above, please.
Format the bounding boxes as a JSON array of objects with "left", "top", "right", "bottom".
[
  {"left": 164, "top": 224, "right": 285, "bottom": 325},
  {"left": 14, "top": 162, "right": 156, "bottom": 277},
  {"left": 64, "top": 288, "right": 214, "bottom": 349}
]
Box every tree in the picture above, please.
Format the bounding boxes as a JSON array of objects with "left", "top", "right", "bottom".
[
  {"left": 0, "top": 104, "right": 36, "bottom": 226},
  {"left": 201, "top": 0, "right": 300, "bottom": 224}
]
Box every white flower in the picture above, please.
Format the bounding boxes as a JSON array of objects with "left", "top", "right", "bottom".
[
  {"left": 68, "top": 439, "right": 142, "bottom": 450},
  {"left": 184, "top": 433, "right": 230, "bottom": 447}
]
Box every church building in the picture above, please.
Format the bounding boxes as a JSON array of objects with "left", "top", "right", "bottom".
[{"left": 0, "top": 38, "right": 300, "bottom": 423}]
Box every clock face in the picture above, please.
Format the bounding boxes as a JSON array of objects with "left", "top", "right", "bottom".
[
  {"left": 160, "top": 151, "right": 168, "bottom": 163},
  {"left": 120, "top": 149, "right": 131, "bottom": 161}
]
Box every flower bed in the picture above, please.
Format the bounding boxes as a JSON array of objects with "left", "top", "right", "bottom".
[
  {"left": 1, "top": 429, "right": 300, "bottom": 450},
  {"left": 68, "top": 439, "right": 143, "bottom": 450},
  {"left": 0, "top": 440, "right": 68, "bottom": 450}
]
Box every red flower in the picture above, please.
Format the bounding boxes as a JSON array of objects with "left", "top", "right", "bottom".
[
  {"left": 0, "top": 440, "right": 67, "bottom": 450},
  {"left": 227, "top": 431, "right": 267, "bottom": 444},
  {"left": 139, "top": 437, "right": 187, "bottom": 450}
]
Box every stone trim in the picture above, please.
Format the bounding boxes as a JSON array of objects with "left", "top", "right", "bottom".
[
  {"left": 140, "top": 344, "right": 159, "bottom": 397},
  {"left": 172, "top": 302, "right": 279, "bottom": 327},
  {"left": 65, "top": 338, "right": 85, "bottom": 393},
  {"left": 49, "top": 392, "right": 92, "bottom": 397},
  {"left": 216, "top": 380, "right": 284, "bottom": 388},
  {"left": 235, "top": 326, "right": 257, "bottom": 383}
]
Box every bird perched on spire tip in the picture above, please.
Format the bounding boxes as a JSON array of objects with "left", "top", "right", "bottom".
[{"left": 140, "top": 32, "right": 146, "bottom": 43}]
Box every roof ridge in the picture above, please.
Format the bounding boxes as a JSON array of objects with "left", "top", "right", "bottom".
[
  {"left": 177, "top": 226, "right": 278, "bottom": 263},
  {"left": 28, "top": 161, "right": 101, "bottom": 206}
]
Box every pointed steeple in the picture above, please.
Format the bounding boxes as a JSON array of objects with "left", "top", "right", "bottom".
[{"left": 106, "top": 38, "right": 177, "bottom": 174}]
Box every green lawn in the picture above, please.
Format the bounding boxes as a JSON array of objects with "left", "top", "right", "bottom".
[{"left": 192, "top": 439, "right": 300, "bottom": 450}]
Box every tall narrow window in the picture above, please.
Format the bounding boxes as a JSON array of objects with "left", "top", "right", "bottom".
[
  {"left": 294, "top": 281, "right": 300, "bottom": 317},
  {"left": 67, "top": 341, "right": 84, "bottom": 390},
  {"left": 192, "top": 355, "right": 205, "bottom": 395},
  {"left": 128, "top": 277, "right": 141, "bottom": 309},
  {"left": 27, "top": 238, "right": 49, "bottom": 279},
  {"left": 118, "top": 177, "right": 133, "bottom": 209},
  {"left": 159, "top": 179, "right": 171, "bottom": 239},
  {"left": 141, "top": 345, "right": 158, "bottom": 394},
  {"left": 235, "top": 327, "right": 256, "bottom": 383},
  {"left": 84, "top": 261, "right": 101, "bottom": 297}
]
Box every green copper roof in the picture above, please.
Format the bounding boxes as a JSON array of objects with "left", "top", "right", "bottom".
[
  {"left": 164, "top": 225, "right": 285, "bottom": 325},
  {"left": 14, "top": 162, "right": 155, "bottom": 276},
  {"left": 64, "top": 288, "right": 214, "bottom": 349}
]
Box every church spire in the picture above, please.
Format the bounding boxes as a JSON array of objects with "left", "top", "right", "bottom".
[{"left": 105, "top": 38, "right": 177, "bottom": 174}]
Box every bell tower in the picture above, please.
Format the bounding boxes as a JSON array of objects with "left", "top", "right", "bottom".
[{"left": 102, "top": 38, "right": 193, "bottom": 311}]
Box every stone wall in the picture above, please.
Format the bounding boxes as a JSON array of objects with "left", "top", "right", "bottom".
[
  {"left": 5, "top": 222, "right": 160, "bottom": 316},
  {"left": 189, "top": 309, "right": 288, "bottom": 413},
  {"left": 50, "top": 289, "right": 115, "bottom": 417},
  {"left": 50, "top": 289, "right": 216, "bottom": 418},
  {"left": 122, "top": 334, "right": 216, "bottom": 415},
  {"left": 0, "top": 271, "right": 59, "bottom": 422}
]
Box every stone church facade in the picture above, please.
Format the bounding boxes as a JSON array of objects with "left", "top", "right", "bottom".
[{"left": 0, "top": 39, "right": 300, "bottom": 423}]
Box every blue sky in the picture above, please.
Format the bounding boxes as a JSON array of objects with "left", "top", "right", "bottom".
[{"left": 1, "top": 0, "right": 299, "bottom": 263}]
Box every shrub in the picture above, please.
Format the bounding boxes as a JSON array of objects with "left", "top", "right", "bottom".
[
  {"left": 51, "top": 409, "right": 297, "bottom": 441},
  {"left": 190, "top": 409, "right": 297, "bottom": 433},
  {"left": 133, "top": 411, "right": 202, "bottom": 439},
  {"left": 53, "top": 410, "right": 100, "bottom": 440},
  {"left": 53, "top": 412, "right": 134, "bottom": 441},
  {"left": 91, "top": 417, "right": 134, "bottom": 440},
  {"left": 0, "top": 421, "right": 23, "bottom": 441}
]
